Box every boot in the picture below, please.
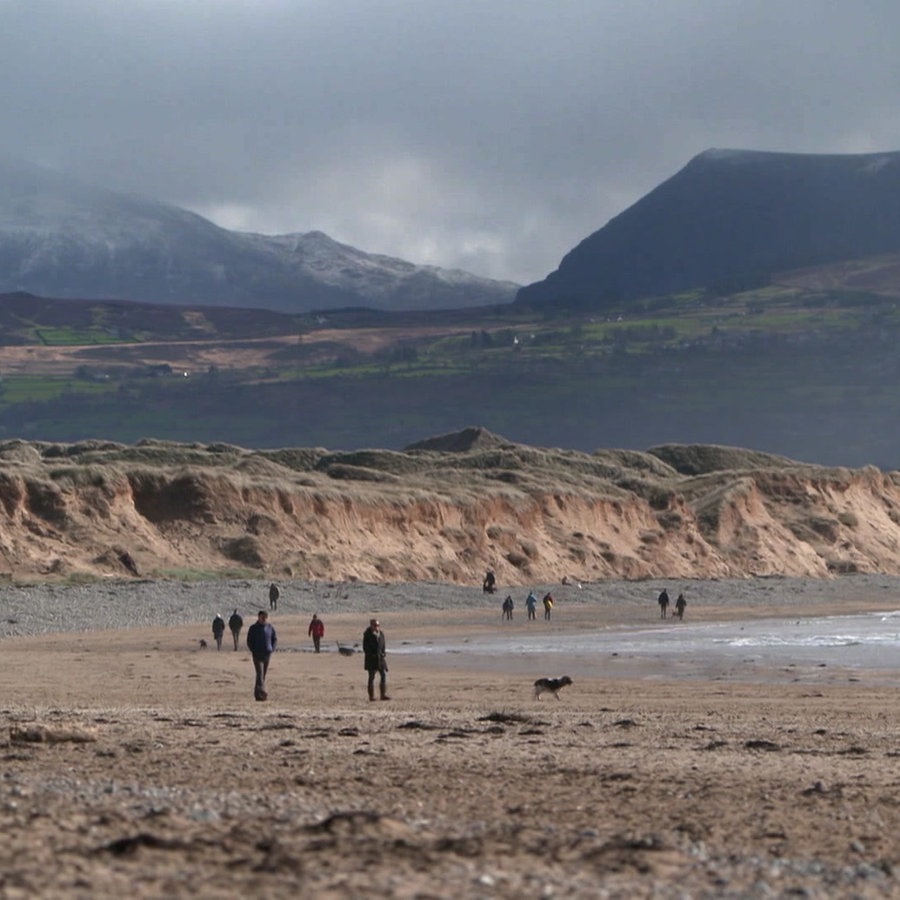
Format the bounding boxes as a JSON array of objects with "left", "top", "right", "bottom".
[
  {"left": 380, "top": 686, "right": 391, "bottom": 701},
  {"left": 368, "top": 685, "right": 375, "bottom": 702}
]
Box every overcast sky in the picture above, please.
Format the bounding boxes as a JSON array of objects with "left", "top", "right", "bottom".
[{"left": 2, "top": 1, "right": 899, "bottom": 284}]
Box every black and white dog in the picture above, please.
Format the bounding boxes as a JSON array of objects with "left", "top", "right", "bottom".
[{"left": 533, "top": 675, "right": 573, "bottom": 700}]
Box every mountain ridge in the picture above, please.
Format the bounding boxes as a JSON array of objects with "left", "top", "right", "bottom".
[
  {"left": 517, "top": 147, "right": 900, "bottom": 308},
  {"left": 0, "top": 158, "right": 518, "bottom": 312}
]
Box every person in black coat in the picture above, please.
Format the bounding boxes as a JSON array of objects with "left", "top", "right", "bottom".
[
  {"left": 658, "top": 589, "right": 670, "bottom": 619},
  {"left": 363, "top": 618, "right": 389, "bottom": 701},
  {"left": 211, "top": 614, "right": 226, "bottom": 651},
  {"left": 228, "top": 609, "right": 243, "bottom": 651}
]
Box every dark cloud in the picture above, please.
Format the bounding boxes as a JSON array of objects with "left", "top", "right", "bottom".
[{"left": 2, "top": 1, "right": 900, "bottom": 283}]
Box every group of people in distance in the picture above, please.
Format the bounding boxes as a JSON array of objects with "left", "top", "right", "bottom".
[
  {"left": 210, "top": 609, "right": 246, "bottom": 651},
  {"left": 489, "top": 571, "right": 557, "bottom": 622},
  {"left": 491, "top": 572, "right": 690, "bottom": 626},
  {"left": 209, "top": 584, "right": 389, "bottom": 703},
  {"left": 208, "top": 577, "right": 691, "bottom": 708},
  {"left": 657, "top": 588, "right": 687, "bottom": 620},
  {"left": 211, "top": 606, "right": 280, "bottom": 700},
  {"left": 501, "top": 588, "right": 555, "bottom": 621}
]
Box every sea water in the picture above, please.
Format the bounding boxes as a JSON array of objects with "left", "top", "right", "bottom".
[{"left": 392, "top": 610, "right": 900, "bottom": 681}]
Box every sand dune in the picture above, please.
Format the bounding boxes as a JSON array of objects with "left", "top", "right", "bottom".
[{"left": 0, "top": 435, "right": 899, "bottom": 586}]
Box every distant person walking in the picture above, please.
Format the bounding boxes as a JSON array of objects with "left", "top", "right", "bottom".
[
  {"left": 502, "top": 595, "right": 514, "bottom": 621},
  {"left": 543, "top": 592, "right": 554, "bottom": 621},
  {"left": 658, "top": 589, "right": 670, "bottom": 619},
  {"left": 363, "top": 618, "right": 389, "bottom": 701},
  {"left": 525, "top": 590, "right": 538, "bottom": 621},
  {"left": 268, "top": 583, "right": 280, "bottom": 611},
  {"left": 228, "top": 609, "right": 244, "bottom": 651},
  {"left": 246, "top": 610, "right": 277, "bottom": 701},
  {"left": 483, "top": 570, "right": 497, "bottom": 594},
  {"left": 308, "top": 613, "right": 325, "bottom": 652},
  {"left": 211, "top": 614, "right": 226, "bottom": 651},
  {"left": 674, "top": 592, "right": 687, "bottom": 621}
]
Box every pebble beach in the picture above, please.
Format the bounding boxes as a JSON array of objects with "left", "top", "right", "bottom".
[{"left": 4, "top": 572, "right": 900, "bottom": 637}]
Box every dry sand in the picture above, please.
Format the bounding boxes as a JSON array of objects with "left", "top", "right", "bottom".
[{"left": 2, "top": 580, "right": 900, "bottom": 897}]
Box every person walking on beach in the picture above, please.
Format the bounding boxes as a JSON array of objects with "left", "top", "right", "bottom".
[
  {"left": 363, "top": 618, "right": 389, "bottom": 701},
  {"left": 247, "top": 610, "right": 277, "bottom": 701},
  {"left": 525, "top": 590, "right": 538, "bottom": 621},
  {"left": 268, "top": 582, "right": 280, "bottom": 611},
  {"left": 211, "top": 614, "right": 226, "bottom": 651},
  {"left": 502, "top": 595, "right": 514, "bottom": 621},
  {"left": 308, "top": 613, "right": 325, "bottom": 652},
  {"left": 228, "top": 609, "right": 243, "bottom": 651},
  {"left": 483, "top": 569, "right": 497, "bottom": 594},
  {"left": 543, "top": 592, "right": 554, "bottom": 621},
  {"left": 658, "top": 589, "right": 670, "bottom": 619},
  {"left": 674, "top": 592, "right": 687, "bottom": 620}
]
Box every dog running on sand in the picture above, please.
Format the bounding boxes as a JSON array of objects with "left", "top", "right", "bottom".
[{"left": 533, "top": 675, "right": 573, "bottom": 700}]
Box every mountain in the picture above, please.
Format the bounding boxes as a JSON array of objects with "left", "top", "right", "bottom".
[
  {"left": 243, "top": 229, "right": 519, "bottom": 310},
  {"left": 517, "top": 148, "right": 900, "bottom": 309},
  {"left": 0, "top": 158, "right": 518, "bottom": 312}
]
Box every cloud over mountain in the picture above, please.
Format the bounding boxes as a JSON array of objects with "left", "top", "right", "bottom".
[{"left": 0, "top": 159, "right": 518, "bottom": 313}]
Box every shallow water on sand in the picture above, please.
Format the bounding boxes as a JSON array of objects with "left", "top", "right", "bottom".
[{"left": 393, "top": 610, "right": 900, "bottom": 682}]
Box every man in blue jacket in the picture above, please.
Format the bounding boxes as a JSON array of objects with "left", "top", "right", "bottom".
[{"left": 246, "top": 610, "right": 277, "bottom": 701}]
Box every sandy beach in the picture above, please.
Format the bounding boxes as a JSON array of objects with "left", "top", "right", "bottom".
[{"left": 3, "top": 576, "right": 900, "bottom": 897}]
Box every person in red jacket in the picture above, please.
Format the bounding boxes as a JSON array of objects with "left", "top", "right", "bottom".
[{"left": 308, "top": 613, "right": 325, "bottom": 653}]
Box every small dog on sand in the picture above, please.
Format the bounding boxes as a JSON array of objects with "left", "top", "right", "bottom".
[{"left": 533, "top": 675, "right": 573, "bottom": 700}]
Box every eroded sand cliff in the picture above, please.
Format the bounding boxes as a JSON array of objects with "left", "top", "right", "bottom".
[{"left": 0, "top": 429, "right": 897, "bottom": 583}]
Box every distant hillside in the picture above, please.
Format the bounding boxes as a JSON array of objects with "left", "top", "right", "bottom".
[
  {"left": 0, "top": 291, "right": 308, "bottom": 346},
  {"left": 517, "top": 148, "right": 900, "bottom": 309},
  {"left": 0, "top": 158, "right": 518, "bottom": 313},
  {"left": 774, "top": 252, "right": 900, "bottom": 297},
  {"left": 8, "top": 279, "right": 900, "bottom": 468}
]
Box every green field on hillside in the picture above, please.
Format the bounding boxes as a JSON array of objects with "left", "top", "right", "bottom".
[{"left": 1, "top": 285, "right": 899, "bottom": 467}]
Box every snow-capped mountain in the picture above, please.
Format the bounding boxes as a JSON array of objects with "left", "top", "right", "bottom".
[
  {"left": 0, "top": 158, "right": 518, "bottom": 312},
  {"left": 246, "top": 230, "right": 519, "bottom": 310}
]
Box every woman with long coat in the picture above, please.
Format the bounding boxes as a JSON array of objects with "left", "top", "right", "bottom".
[{"left": 363, "top": 618, "right": 389, "bottom": 701}]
